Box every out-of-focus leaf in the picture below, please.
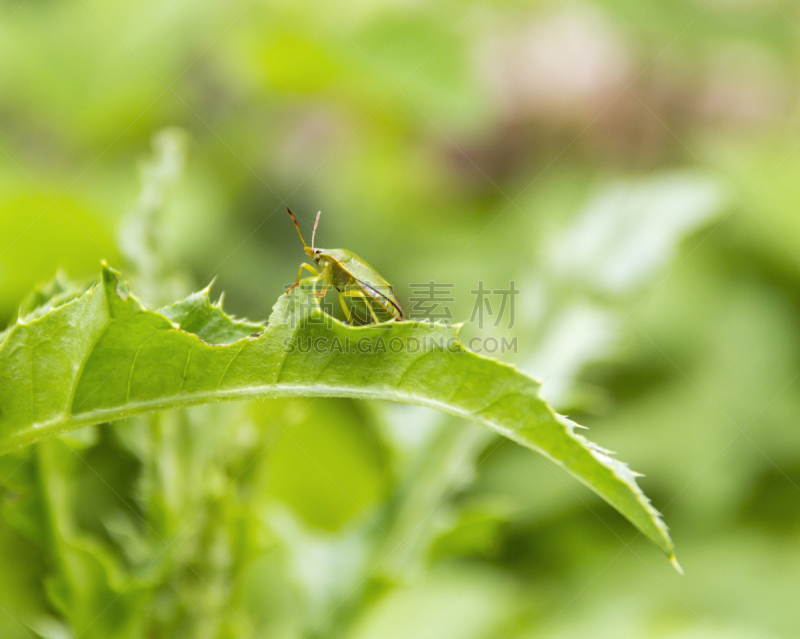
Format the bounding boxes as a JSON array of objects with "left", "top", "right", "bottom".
[
  {"left": 262, "top": 398, "right": 391, "bottom": 531},
  {"left": 546, "top": 172, "right": 724, "bottom": 294},
  {"left": 346, "top": 565, "right": 518, "bottom": 639},
  {"left": 0, "top": 201, "right": 117, "bottom": 320},
  {"left": 118, "top": 128, "right": 191, "bottom": 306},
  {"left": 1, "top": 439, "right": 150, "bottom": 639},
  {"left": 0, "top": 265, "right": 676, "bottom": 559}
]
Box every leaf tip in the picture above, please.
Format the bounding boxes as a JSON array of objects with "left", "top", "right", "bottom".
[
  {"left": 670, "top": 554, "right": 684, "bottom": 575},
  {"left": 201, "top": 277, "right": 217, "bottom": 296}
]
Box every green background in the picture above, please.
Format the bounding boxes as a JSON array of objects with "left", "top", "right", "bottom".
[{"left": 1, "top": 0, "right": 800, "bottom": 637}]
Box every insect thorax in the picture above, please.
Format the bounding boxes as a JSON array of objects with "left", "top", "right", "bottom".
[{"left": 317, "top": 254, "right": 354, "bottom": 290}]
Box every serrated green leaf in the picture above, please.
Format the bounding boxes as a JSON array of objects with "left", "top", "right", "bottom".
[
  {"left": 159, "top": 286, "right": 264, "bottom": 345},
  {"left": 0, "top": 265, "right": 675, "bottom": 560}
]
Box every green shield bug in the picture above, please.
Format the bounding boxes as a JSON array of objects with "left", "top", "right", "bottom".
[{"left": 285, "top": 208, "right": 405, "bottom": 324}]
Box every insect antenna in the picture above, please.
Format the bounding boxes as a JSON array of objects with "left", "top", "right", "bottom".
[
  {"left": 312, "top": 211, "right": 321, "bottom": 249},
  {"left": 286, "top": 207, "right": 308, "bottom": 248}
]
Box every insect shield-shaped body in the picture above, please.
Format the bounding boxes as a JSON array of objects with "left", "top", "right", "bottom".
[{"left": 286, "top": 208, "right": 405, "bottom": 324}]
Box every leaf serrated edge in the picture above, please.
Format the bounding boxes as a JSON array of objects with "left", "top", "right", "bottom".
[{"left": 0, "top": 267, "right": 679, "bottom": 568}]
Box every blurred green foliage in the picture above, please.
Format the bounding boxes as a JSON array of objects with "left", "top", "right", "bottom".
[{"left": 2, "top": 0, "right": 800, "bottom": 636}]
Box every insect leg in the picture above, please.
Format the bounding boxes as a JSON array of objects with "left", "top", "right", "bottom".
[
  {"left": 285, "top": 263, "right": 319, "bottom": 294},
  {"left": 366, "top": 291, "right": 402, "bottom": 320},
  {"left": 314, "top": 262, "right": 334, "bottom": 298},
  {"left": 360, "top": 283, "right": 404, "bottom": 320},
  {"left": 343, "top": 289, "right": 382, "bottom": 324},
  {"left": 337, "top": 291, "right": 353, "bottom": 324},
  {"left": 302, "top": 263, "right": 320, "bottom": 277}
]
